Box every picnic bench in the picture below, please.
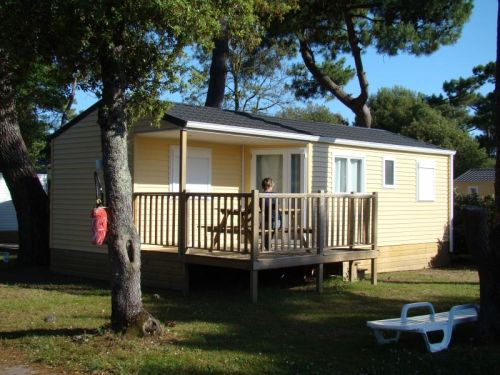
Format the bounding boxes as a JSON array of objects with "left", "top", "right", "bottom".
[{"left": 366, "top": 302, "right": 479, "bottom": 353}]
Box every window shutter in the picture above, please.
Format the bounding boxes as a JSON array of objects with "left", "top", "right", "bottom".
[{"left": 417, "top": 160, "right": 435, "bottom": 201}]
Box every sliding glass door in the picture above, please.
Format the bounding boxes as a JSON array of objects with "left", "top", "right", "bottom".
[{"left": 252, "top": 149, "right": 307, "bottom": 193}]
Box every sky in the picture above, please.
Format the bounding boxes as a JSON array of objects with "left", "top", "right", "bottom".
[{"left": 74, "top": 0, "right": 497, "bottom": 122}]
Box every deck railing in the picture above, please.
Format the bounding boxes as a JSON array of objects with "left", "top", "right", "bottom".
[
  {"left": 186, "top": 193, "right": 252, "bottom": 253},
  {"left": 134, "top": 193, "right": 180, "bottom": 247},
  {"left": 133, "top": 191, "right": 377, "bottom": 255}
]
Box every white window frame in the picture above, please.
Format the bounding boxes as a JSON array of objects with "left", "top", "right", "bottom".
[
  {"left": 169, "top": 146, "right": 212, "bottom": 192},
  {"left": 382, "top": 157, "right": 396, "bottom": 188},
  {"left": 333, "top": 153, "right": 366, "bottom": 193},
  {"left": 416, "top": 159, "right": 435, "bottom": 202},
  {"left": 250, "top": 148, "right": 308, "bottom": 193},
  {"left": 468, "top": 186, "right": 479, "bottom": 195}
]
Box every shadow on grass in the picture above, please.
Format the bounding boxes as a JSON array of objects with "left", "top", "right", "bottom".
[
  {"left": 0, "top": 327, "right": 99, "bottom": 339},
  {"left": 0, "top": 263, "right": 110, "bottom": 297},
  {"left": 1, "top": 264, "right": 494, "bottom": 375},
  {"left": 137, "top": 284, "right": 488, "bottom": 375},
  {"left": 380, "top": 280, "right": 479, "bottom": 286}
]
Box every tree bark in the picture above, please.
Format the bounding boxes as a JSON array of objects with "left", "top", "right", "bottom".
[
  {"left": 97, "top": 55, "right": 160, "bottom": 335},
  {"left": 298, "top": 37, "right": 371, "bottom": 128},
  {"left": 204, "top": 30, "right": 229, "bottom": 109},
  {"left": 343, "top": 10, "right": 371, "bottom": 128},
  {"left": 0, "top": 52, "right": 49, "bottom": 266},
  {"left": 495, "top": 0, "right": 500, "bottom": 222},
  {"left": 297, "top": 7, "right": 372, "bottom": 128},
  {"left": 463, "top": 206, "right": 500, "bottom": 339}
]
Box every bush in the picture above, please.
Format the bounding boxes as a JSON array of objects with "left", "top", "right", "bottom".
[{"left": 453, "top": 192, "right": 495, "bottom": 254}]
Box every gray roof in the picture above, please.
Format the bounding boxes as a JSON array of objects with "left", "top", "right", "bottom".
[
  {"left": 455, "top": 168, "right": 495, "bottom": 182},
  {"left": 52, "top": 101, "right": 452, "bottom": 153},
  {"left": 165, "top": 103, "right": 449, "bottom": 151}
]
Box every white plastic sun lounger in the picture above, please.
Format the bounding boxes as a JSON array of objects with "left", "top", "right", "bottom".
[{"left": 367, "top": 302, "right": 479, "bottom": 353}]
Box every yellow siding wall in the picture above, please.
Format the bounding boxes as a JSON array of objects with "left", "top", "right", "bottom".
[
  {"left": 311, "top": 143, "right": 452, "bottom": 272},
  {"left": 133, "top": 136, "right": 170, "bottom": 193},
  {"left": 51, "top": 111, "right": 104, "bottom": 253},
  {"left": 133, "top": 136, "right": 243, "bottom": 193},
  {"left": 455, "top": 181, "right": 494, "bottom": 197}
]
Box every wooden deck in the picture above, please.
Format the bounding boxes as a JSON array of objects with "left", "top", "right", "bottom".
[
  {"left": 142, "top": 243, "right": 378, "bottom": 302},
  {"left": 137, "top": 191, "right": 379, "bottom": 302},
  {"left": 143, "top": 245, "right": 377, "bottom": 271}
]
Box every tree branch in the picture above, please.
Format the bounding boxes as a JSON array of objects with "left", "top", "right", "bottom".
[
  {"left": 297, "top": 34, "right": 354, "bottom": 110},
  {"left": 352, "top": 14, "right": 384, "bottom": 23},
  {"left": 61, "top": 75, "right": 77, "bottom": 127},
  {"left": 343, "top": 9, "right": 369, "bottom": 106}
]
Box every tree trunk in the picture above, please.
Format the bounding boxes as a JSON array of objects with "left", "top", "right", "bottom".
[
  {"left": 98, "top": 59, "right": 160, "bottom": 336},
  {"left": 354, "top": 103, "right": 372, "bottom": 128},
  {"left": 495, "top": 0, "right": 500, "bottom": 221},
  {"left": 204, "top": 31, "right": 229, "bottom": 109},
  {"left": 463, "top": 206, "right": 500, "bottom": 339},
  {"left": 298, "top": 37, "right": 372, "bottom": 128},
  {"left": 0, "top": 53, "right": 49, "bottom": 266}
]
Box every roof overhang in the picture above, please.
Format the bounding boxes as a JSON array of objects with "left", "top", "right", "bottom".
[
  {"left": 49, "top": 103, "right": 456, "bottom": 157},
  {"left": 186, "top": 121, "right": 456, "bottom": 156},
  {"left": 319, "top": 137, "right": 456, "bottom": 156},
  {"left": 185, "top": 120, "right": 318, "bottom": 142}
]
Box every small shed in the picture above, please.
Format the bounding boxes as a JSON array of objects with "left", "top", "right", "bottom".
[
  {"left": 0, "top": 173, "right": 47, "bottom": 242},
  {"left": 455, "top": 168, "right": 495, "bottom": 197}
]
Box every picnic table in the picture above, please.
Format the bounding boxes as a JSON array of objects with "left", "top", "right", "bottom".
[{"left": 210, "top": 206, "right": 312, "bottom": 251}]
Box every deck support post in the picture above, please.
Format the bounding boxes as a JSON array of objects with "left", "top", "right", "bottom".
[
  {"left": 250, "top": 270, "right": 258, "bottom": 303},
  {"left": 250, "top": 190, "right": 260, "bottom": 303},
  {"left": 315, "top": 264, "right": 324, "bottom": 293},
  {"left": 316, "top": 190, "right": 326, "bottom": 256},
  {"left": 371, "top": 258, "right": 377, "bottom": 285},
  {"left": 349, "top": 261, "right": 356, "bottom": 283},
  {"left": 182, "top": 263, "right": 190, "bottom": 296},
  {"left": 371, "top": 192, "right": 378, "bottom": 285},
  {"left": 315, "top": 191, "right": 326, "bottom": 293},
  {"left": 178, "top": 129, "right": 188, "bottom": 256},
  {"left": 251, "top": 190, "right": 260, "bottom": 262},
  {"left": 179, "top": 129, "right": 187, "bottom": 192}
]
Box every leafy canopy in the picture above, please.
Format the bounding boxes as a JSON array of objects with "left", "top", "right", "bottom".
[
  {"left": 48, "top": 1, "right": 254, "bottom": 124},
  {"left": 0, "top": 2, "right": 80, "bottom": 168},
  {"left": 274, "top": 0, "right": 473, "bottom": 126},
  {"left": 369, "top": 86, "right": 492, "bottom": 176},
  {"left": 428, "top": 62, "right": 496, "bottom": 155}
]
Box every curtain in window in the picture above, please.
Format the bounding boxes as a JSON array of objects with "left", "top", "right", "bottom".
[
  {"left": 350, "top": 159, "right": 362, "bottom": 192},
  {"left": 256, "top": 155, "right": 283, "bottom": 192},
  {"left": 335, "top": 158, "right": 347, "bottom": 193},
  {"left": 291, "top": 154, "right": 302, "bottom": 193}
]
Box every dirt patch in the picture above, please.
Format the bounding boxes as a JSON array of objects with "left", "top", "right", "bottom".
[
  {"left": 0, "top": 347, "right": 75, "bottom": 375},
  {"left": 0, "top": 366, "right": 37, "bottom": 375}
]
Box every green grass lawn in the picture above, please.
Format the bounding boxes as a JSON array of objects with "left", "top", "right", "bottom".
[{"left": 0, "top": 264, "right": 498, "bottom": 375}]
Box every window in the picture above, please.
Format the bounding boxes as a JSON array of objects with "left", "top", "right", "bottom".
[
  {"left": 468, "top": 186, "right": 479, "bottom": 196},
  {"left": 170, "top": 146, "right": 211, "bottom": 192},
  {"left": 256, "top": 154, "right": 284, "bottom": 192},
  {"left": 334, "top": 156, "right": 364, "bottom": 193},
  {"left": 416, "top": 160, "right": 435, "bottom": 201},
  {"left": 252, "top": 148, "right": 307, "bottom": 193},
  {"left": 383, "top": 158, "right": 396, "bottom": 188}
]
